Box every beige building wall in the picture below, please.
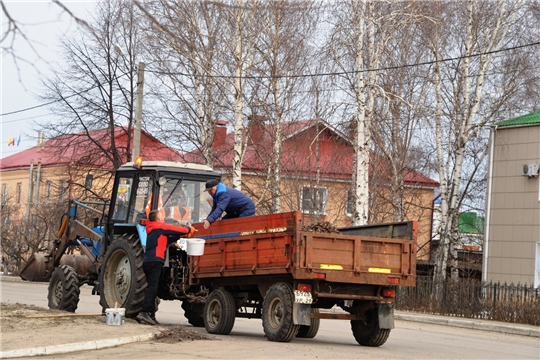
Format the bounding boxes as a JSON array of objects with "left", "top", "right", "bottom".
[
  {"left": 486, "top": 125, "right": 540, "bottom": 286},
  {"left": 229, "top": 173, "right": 434, "bottom": 258},
  {"left": 1, "top": 164, "right": 113, "bottom": 221},
  {"left": 1, "top": 166, "right": 67, "bottom": 220}
]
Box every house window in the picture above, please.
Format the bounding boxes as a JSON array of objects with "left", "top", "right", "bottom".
[
  {"left": 16, "top": 183, "right": 22, "bottom": 204},
  {"left": 301, "top": 186, "right": 327, "bottom": 215},
  {"left": 45, "top": 181, "right": 52, "bottom": 203},
  {"left": 1, "top": 183, "right": 6, "bottom": 204},
  {"left": 59, "top": 180, "right": 67, "bottom": 202},
  {"left": 345, "top": 189, "right": 355, "bottom": 216}
]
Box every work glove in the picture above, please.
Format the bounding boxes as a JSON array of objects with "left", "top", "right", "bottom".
[{"left": 187, "top": 226, "right": 197, "bottom": 238}]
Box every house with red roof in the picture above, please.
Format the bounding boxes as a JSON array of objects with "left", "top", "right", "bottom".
[
  {"left": 183, "top": 117, "right": 439, "bottom": 258},
  {"left": 0, "top": 127, "right": 182, "bottom": 222},
  {"left": 1, "top": 121, "right": 439, "bottom": 261}
]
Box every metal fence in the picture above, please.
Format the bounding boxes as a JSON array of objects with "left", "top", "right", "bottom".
[{"left": 396, "top": 277, "right": 540, "bottom": 326}]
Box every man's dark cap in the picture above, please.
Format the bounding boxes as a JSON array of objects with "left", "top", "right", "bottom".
[{"left": 205, "top": 179, "right": 219, "bottom": 191}]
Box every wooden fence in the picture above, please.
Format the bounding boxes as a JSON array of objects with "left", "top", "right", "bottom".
[{"left": 396, "top": 277, "right": 540, "bottom": 326}]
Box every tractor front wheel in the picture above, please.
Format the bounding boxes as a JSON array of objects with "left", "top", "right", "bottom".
[
  {"left": 47, "top": 265, "right": 80, "bottom": 312},
  {"left": 99, "top": 233, "right": 145, "bottom": 317}
]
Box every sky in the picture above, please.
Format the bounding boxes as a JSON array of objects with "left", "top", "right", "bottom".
[{"left": 1, "top": 1, "right": 96, "bottom": 160}]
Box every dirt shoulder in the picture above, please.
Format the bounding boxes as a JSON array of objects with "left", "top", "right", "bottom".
[{"left": 0, "top": 303, "right": 211, "bottom": 353}]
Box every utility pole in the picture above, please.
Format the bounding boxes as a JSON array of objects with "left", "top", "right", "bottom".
[{"left": 132, "top": 62, "right": 145, "bottom": 162}]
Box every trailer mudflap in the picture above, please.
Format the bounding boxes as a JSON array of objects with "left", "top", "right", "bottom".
[
  {"left": 378, "top": 304, "right": 395, "bottom": 329},
  {"left": 293, "top": 303, "right": 311, "bottom": 326}
]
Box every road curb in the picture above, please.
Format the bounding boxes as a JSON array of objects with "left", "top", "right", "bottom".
[
  {"left": 0, "top": 333, "right": 157, "bottom": 359},
  {"left": 394, "top": 313, "right": 540, "bottom": 338}
]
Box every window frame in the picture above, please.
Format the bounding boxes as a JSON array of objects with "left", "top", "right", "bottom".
[
  {"left": 300, "top": 185, "right": 327, "bottom": 215},
  {"left": 59, "top": 180, "right": 67, "bottom": 202},
  {"left": 16, "top": 182, "right": 22, "bottom": 204},
  {"left": 345, "top": 189, "right": 355, "bottom": 216},
  {"left": 45, "top": 181, "right": 52, "bottom": 203},
  {"left": 1, "top": 183, "right": 6, "bottom": 204}
]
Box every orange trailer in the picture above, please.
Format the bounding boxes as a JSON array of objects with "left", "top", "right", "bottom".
[{"left": 189, "top": 211, "right": 417, "bottom": 345}]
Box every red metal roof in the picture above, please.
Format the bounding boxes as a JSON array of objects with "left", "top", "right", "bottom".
[
  {"left": 0, "top": 127, "right": 182, "bottom": 171},
  {"left": 183, "top": 119, "right": 439, "bottom": 188}
]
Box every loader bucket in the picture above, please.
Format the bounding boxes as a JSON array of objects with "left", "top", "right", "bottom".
[
  {"left": 20, "top": 253, "right": 93, "bottom": 282},
  {"left": 19, "top": 253, "right": 50, "bottom": 282}
]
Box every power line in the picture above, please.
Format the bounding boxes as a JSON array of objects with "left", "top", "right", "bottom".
[
  {"left": 1, "top": 113, "right": 52, "bottom": 124},
  {"left": 148, "top": 41, "right": 540, "bottom": 79},
  {"left": 2, "top": 40, "right": 538, "bottom": 117},
  {"left": 0, "top": 100, "right": 58, "bottom": 117}
]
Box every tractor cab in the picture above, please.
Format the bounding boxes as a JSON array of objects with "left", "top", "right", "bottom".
[{"left": 105, "top": 159, "right": 219, "bottom": 247}]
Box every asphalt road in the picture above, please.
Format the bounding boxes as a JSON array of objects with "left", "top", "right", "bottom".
[{"left": 1, "top": 278, "right": 539, "bottom": 360}]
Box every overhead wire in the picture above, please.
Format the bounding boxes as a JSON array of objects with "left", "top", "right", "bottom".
[{"left": 1, "top": 40, "right": 539, "bottom": 118}]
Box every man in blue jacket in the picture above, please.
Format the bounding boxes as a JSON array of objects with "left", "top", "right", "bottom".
[
  {"left": 203, "top": 179, "right": 256, "bottom": 229},
  {"left": 137, "top": 210, "right": 196, "bottom": 325}
]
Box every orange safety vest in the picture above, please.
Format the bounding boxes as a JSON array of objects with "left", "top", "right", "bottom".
[
  {"left": 168, "top": 206, "right": 191, "bottom": 221},
  {"left": 145, "top": 194, "right": 165, "bottom": 218}
]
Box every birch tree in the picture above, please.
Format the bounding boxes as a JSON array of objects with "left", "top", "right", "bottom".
[
  {"left": 423, "top": 0, "right": 529, "bottom": 282},
  {"left": 326, "top": 0, "right": 418, "bottom": 226},
  {"left": 134, "top": 0, "right": 263, "bottom": 190},
  {"left": 363, "top": 2, "right": 428, "bottom": 223},
  {"left": 246, "top": 0, "right": 319, "bottom": 213},
  {"left": 134, "top": 0, "right": 225, "bottom": 167}
]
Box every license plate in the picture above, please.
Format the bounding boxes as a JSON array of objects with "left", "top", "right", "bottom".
[{"left": 294, "top": 290, "right": 313, "bottom": 304}]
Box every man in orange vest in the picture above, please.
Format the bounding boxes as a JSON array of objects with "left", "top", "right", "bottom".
[{"left": 166, "top": 190, "right": 192, "bottom": 222}]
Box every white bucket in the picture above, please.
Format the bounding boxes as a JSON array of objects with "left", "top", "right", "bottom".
[
  {"left": 105, "top": 308, "right": 125, "bottom": 326},
  {"left": 186, "top": 238, "right": 205, "bottom": 256}
]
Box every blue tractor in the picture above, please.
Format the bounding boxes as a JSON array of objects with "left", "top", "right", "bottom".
[{"left": 20, "top": 159, "right": 219, "bottom": 324}]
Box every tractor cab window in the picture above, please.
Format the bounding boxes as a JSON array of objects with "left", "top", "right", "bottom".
[
  {"left": 113, "top": 177, "right": 132, "bottom": 220},
  {"left": 134, "top": 175, "right": 153, "bottom": 222},
  {"left": 157, "top": 178, "right": 213, "bottom": 224}
]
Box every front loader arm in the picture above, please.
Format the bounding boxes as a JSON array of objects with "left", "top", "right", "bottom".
[{"left": 53, "top": 219, "right": 103, "bottom": 267}]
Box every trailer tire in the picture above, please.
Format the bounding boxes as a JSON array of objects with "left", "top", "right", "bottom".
[
  {"left": 262, "top": 282, "right": 299, "bottom": 342},
  {"left": 351, "top": 308, "right": 390, "bottom": 347},
  {"left": 204, "top": 288, "right": 236, "bottom": 335},
  {"left": 182, "top": 301, "right": 205, "bottom": 327},
  {"left": 296, "top": 308, "right": 320, "bottom": 338},
  {"left": 47, "top": 265, "right": 80, "bottom": 312},
  {"left": 99, "top": 233, "right": 146, "bottom": 318}
]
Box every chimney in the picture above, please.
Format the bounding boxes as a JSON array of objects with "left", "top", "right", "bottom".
[
  {"left": 37, "top": 131, "right": 45, "bottom": 152},
  {"left": 213, "top": 120, "right": 228, "bottom": 147},
  {"left": 248, "top": 115, "right": 266, "bottom": 145}
]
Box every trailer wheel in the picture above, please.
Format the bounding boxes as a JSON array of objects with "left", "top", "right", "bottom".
[
  {"left": 296, "top": 308, "right": 320, "bottom": 338},
  {"left": 262, "top": 282, "right": 299, "bottom": 342},
  {"left": 182, "top": 301, "right": 205, "bottom": 327},
  {"left": 351, "top": 308, "right": 390, "bottom": 347},
  {"left": 204, "top": 288, "right": 236, "bottom": 335},
  {"left": 99, "top": 233, "right": 145, "bottom": 318},
  {"left": 47, "top": 265, "right": 80, "bottom": 312}
]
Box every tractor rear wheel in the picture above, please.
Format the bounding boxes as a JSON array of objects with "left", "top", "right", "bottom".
[
  {"left": 182, "top": 301, "right": 205, "bottom": 327},
  {"left": 262, "top": 282, "right": 299, "bottom": 342},
  {"left": 204, "top": 288, "right": 236, "bottom": 335},
  {"left": 99, "top": 233, "right": 145, "bottom": 317},
  {"left": 351, "top": 307, "right": 390, "bottom": 347},
  {"left": 47, "top": 265, "right": 80, "bottom": 312},
  {"left": 296, "top": 308, "right": 320, "bottom": 338}
]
